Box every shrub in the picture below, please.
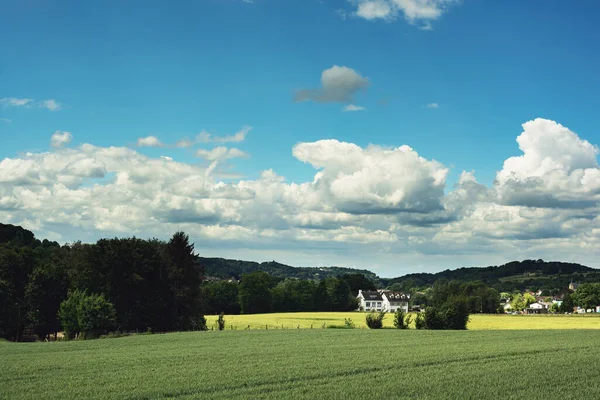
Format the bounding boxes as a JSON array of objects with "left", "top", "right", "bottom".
[
  {"left": 217, "top": 312, "right": 225, "bottom": 331},
  {"left": 365, "top": 311, "right": 385, "bottom": 329},
  {"left": 344, "top": 318, "right": 356, "bottom": 329},
  {"left": 393, "top": 308, "right": 412, "bottom": 329},
  {"left": 58, "top": 290, "right": 85, "bottom": 339},
  {"left": 77, "top": 293, "right": 116, "bottom": 339},
  {"left": 59, "top": 291, "right": 116, "bottom": 339},
  {"left": 440, "top": 297, "right": 469, "bottom": 330},
  {"left": 414, "top": 312, "right": 425, "bottom": 330},
  {"left": 420, "top": 298, "right": 470, "bottom": 330},
  {"left": 423, "top": 307, "right": 445, "bottom": 330}
]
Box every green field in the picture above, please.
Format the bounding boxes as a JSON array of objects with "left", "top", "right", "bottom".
[
  {"left": 2, "top": 328, "right": 600, "bottom": 399},
  {"left": 205, "top": 312, "right": 600, "bottom": 330}
]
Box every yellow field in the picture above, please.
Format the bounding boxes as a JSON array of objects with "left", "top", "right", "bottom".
[{"left": 206, "top": 312, "right": 600, "bottom": 330}]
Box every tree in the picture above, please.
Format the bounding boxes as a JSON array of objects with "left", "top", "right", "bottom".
[
  {"left": 25, "top": 263, "right": 68, "bottom": 340},
  {"left": 314, "top": 280, "right": 331, "bottom": 311},
  {"left": 166, "top": 232, "right": 204, "bottom": 330},
  {"left": 559, "top": 292, "right": 574, "bottom": 313},
  {"left": 393, "top": 308, "right": 411, "bottom": 329},
  {"left": 326, "top": 278, "right": 356, "bottom": 312},
  {"left": 523, "top": 293, "right": 536, "bottom": 308},
  {"left": 340, "top": 273, "right": 376, "bottom": 295},
  {"left": 511, "top": 293, "right": 525, "bottom": 311},
  {"left": 238, "top": 271, "right": 273, "bottom": 314},
  {"left": 77, "top": 293, "right": 116, "bottom": 339},
  {"left": 203, "top": 281, "right": 240, "bottom": 315},
  {"left": 58, "top": 290, "right": 85, "bottom": 339},
  {"left": 59, "top": 290, "right": 116, "bottom": 339},
  {"left": 572, "top": 283, "right": 600, "bottom": 310}
]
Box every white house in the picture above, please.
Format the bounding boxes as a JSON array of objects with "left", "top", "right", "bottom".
[
  {"left": 357, "top": 290, "right": 409, "bottom": 313},
  {"left": 526, "top": 302, "right": 549, "bottom": 314}
]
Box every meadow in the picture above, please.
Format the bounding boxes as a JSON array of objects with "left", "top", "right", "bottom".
[
  {"left": 205, "top": 311, "right": 600, "bottom": 330},
  {"left": 2, "top": 329, "right": 600, "bottom": 399}
]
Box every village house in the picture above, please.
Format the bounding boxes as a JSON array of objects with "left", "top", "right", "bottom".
[
  {"left": 356, "top": 290, "right": 410, "bottom": 313},
  {"left": 525, "top": 302, "right": 549, "bottom": 314}
]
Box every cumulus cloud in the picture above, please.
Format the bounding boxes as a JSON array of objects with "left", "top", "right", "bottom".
[
  {"left": 495, "top": 118, "right": 600, "bottom": 208},
  {"left": 426, "top": 102, "right": 439, "bottom": 109},
  {"left": 294, "top": 66, "right": 369, "bottom": 104},
  {"left": 137, "top": 136, "right": 163, "bottom": 147},
  {"left": 351, "top": 0, "right": 458, "bottom": 28},
  {"left": 4, "top": 119, "right": 600, "bottom": 273},
  {"left": 51, "top": 131, "right": 73, "bottom": 148}
]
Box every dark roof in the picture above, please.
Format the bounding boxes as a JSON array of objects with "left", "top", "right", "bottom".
[
  {"left": 361, "top": 291, "right": 383, "bottom": 301},
  {"left": 384, "top": 292, "right": 410, "bottom": 301}
]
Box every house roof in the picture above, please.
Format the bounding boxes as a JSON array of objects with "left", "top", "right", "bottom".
[
  {"left": 384, "top": 292, "right": 410, "bottom": 301},
  {"left": 361, "top": 291, "right": 383, "bottom": 301}
]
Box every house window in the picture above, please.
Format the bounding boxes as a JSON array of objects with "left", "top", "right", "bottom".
[
  {"left": 377, "top": 302, "right": 382, "bottom": 307},
  {"left": 365, "top": 302, "right": 371, "bottom": 307}
]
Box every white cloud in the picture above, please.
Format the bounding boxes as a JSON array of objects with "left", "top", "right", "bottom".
[
  {"left": 4, "top": 119, "right": 600, "bottom": 274},
  {"left": 0, "top": 97, "right": 33, "bottom": 107},
  {"left": 355, "top": 0, "right": 393, "bottom": 20},
  {"left": 50, "top": 131, "right": 73, "bottom": 148},
  {"left": 294, "top": 66, "right": 369, "bottom": 104},
  {"left": 196, "top": 126, "right": 251, "bottom": 144},
  {"left": 426, "top": 102, "right": 439, "bottom": 109},
  {"left": 137, "top": 136, "right": 163, "bottom": 147},
  {"left": 350, "top": 0, "right": 458, "bottom": 28},
  {"left": 41, "top": 99, "right": 61, "bottom": 111},
  {"left": 343, "top": 104, "right": 367, "bottom": 112},
  {"left": 1, "top": 97, "right": 63, "bottom": 111},
  {"left": 0, "top": 118, "right": 11, "bottom": 123},
  {"left": 196, "top": 146, "right": 248, "bottom": 161}
]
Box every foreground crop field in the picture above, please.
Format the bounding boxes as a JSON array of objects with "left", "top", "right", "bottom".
[
  {"left": 205, "top": 311, "right": 600, "bottom": 330},
  {"left": 3, "top": 330, "right": 600, "bottom": 399}
]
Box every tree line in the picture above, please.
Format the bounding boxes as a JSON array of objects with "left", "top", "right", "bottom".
[{"left": 0, "top": 229, "right": 204, "bottom": 341}]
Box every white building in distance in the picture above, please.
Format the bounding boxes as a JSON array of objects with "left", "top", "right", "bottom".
[{"left": 357, "top": 290, "right": 410, "bottom": 313}]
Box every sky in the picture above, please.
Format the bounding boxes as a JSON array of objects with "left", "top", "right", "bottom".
[{"left": 2, "top": 0, "right": 600, "bottom": 277}]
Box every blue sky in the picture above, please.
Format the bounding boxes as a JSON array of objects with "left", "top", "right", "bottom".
[{"left": 2, "top": 0, "right": 600, "bottom": 276}]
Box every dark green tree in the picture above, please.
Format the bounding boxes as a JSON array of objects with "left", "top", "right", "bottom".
[
  {"left": 202, "top": 281, "right": 240, "bottom": 315},
  {"left": 238, "top": 271, "right": 273, "bottom": 314},
  {"left": 25, "top": 263, "right": 68, "bottom": 340}
]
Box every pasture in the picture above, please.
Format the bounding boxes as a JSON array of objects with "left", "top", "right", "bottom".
[
  {"left": 205, "top": 311, "right": 600, "bottom": 330},
  {"left": 2, "top": 329, "right": 600, "bottom": 399}
]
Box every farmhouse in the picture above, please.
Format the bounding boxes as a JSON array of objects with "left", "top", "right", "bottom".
[{"left": 357, "top": 289, "right": 410, "bottom": 313}]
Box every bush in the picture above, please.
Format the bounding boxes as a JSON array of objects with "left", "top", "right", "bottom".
[
  {"left": 58, "top": 290, "right": 85, "bottom": 339},
  {"left": 365, "top": 311, "right": 385, "bottom": 329},
  {"left": 344, "top": 318, "right": 355, "bottom": 329},
  {"left": 77, "top": 293, "right": 116, "bottom": 339},
  {"left": 441, "top": 297, "right": 469, "bottom": 330},
  {"left": 414, "top": 312, "right": 425, "bottom": 330},
  {"left": 420, "top": 298, "right": 470, "bottom": 330},
  {"left": 423, "top": 307, "right": 446, "bottom": 330},
  {"left": 59, "top": 291, "right": 116, "bottom": 339},
  {"left": 217, "top": 312, "right": 225, "bottom": 331},
  {"left": 393, "top": 308, "right": 412, "bottom": 329}
]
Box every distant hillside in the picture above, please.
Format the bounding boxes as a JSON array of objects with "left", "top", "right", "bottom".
[
  {"left": 382, "top": 259, "right": 599, "bottom": 292},
  {"left": 199, "top": 257, "right": 379, "bottom": 281}
]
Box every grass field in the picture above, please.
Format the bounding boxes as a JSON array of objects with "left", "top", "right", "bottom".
[
  {"left": 2, "top": 329, "right": 600, "bottom": 399},
  {"left": 205, "top": 312, "right": 600, "bottom": 330}
]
